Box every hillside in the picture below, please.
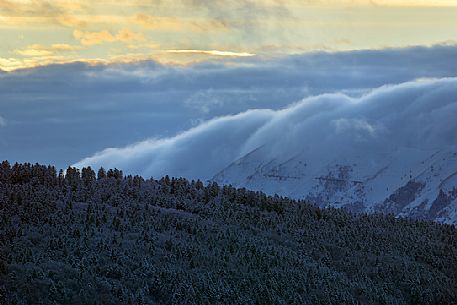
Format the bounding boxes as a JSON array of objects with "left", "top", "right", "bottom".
[
  {"left": 1, "top": 162, "right": 457, "bottom": 304},
  {"left": 213, "top": 145, "right": 457, "bottom": 225}
]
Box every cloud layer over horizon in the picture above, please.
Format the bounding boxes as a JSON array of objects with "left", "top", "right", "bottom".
[
  {"left": 2, "top": 45, "right": 457, "bottom": 170},
  {"left": 73, "top": 77, "right": 457, "bottom": 180}
]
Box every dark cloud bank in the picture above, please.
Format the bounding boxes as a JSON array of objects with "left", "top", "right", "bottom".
[{"left": 1, "top": 44, "right": 457, "bottom": 173}]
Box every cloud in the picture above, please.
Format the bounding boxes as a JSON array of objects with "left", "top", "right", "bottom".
[
  {"left": 0, "top": 1, "right": 87, "bottom": 28},
  {"left": 134, "top": 13, "right": 226, "bottom": 32},
  {"left": 75, "top": 110, "right": 274, "bottom": 178},
  {"left": 50, "top": 43, "right": 80, "bottom": 51},
  {"left": 0, "top": 0, "right": 84, "bottom": 16},
  {"left": 332, "top": 118, "right": 378, "bottom": 136},
  {"left": 174, "top": 0, "right": 292, "bottom": 41},
  {"left": 116, "top": 29, "right": 146, "bottom": 43},
  {"left": 15, "top": 43, "right": 81, "bottom": 57},
  {"left": 166, "top": 50, "right": 255, "bottom": 57},
  {"left": 56, "top": 15, "right": 87, "bottom": 27},
  {"left": 365, "top": 0, "right": 457, "bottom": 6},
  {"left": 185, "top": 89, "right": 224, "bottom": 114},
  {"left": 73, "top": 30, "right": 115, "bottom": 45},
  {"left": 73, "top": 29, "right": 145, "bottom": 46},
  {"left": 0, "top": 57, "right": 25, "bottom": 71},
  {"left": 135, "top": 0, "right": 291, "bottom": 23},
  {"left": 73, "top": 77, "right": 457, "bottom": 180},
  {"left": 0, "top": 115, "right": 6, "bottom": 127},
  {"left": 127, "top": 42, "right": 161, "bottom": 50},
  {"left": 0, "top": 12, "right": 227, "bottom": 32},
  {"left": 2, "top": 0, "right": 457, "bottom": 72},
  {"left": 15, "top": 48, "right": 53, "bottom": 57},
  {"left": 2, "top": 44, "right": 457, "bottom": 169}
]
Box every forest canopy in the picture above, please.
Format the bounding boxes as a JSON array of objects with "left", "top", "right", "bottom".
[{"left": 1, "top": 161, "right": 457, "bottom": 305}]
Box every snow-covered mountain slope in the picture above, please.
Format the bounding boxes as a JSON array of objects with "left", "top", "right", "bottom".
[{"left": 213, "top": 145, "right": 457, "bottom": 225}]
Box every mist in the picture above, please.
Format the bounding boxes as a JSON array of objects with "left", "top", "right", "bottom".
[{"left": 73, "top": 77, "right": 457, "bottom": 180}]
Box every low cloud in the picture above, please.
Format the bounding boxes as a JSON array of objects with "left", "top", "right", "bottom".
[
  {"left": 185, "top": 89, "right": 224, "bottom": 114},
  {"left": 15, "top": 43, "right": 81, "bottom": 57},
  {"left": 137, "top": 0, "right": 290, "bottom": 31},
  {"left": 332, "top": 118, "right": 378, "bottom": 137},
  {"left": 166, "top": 50, "right": 255, "bottom": 57},
  {"left": 74, "top": 78, "right": 457, "bottom": 180},
  {"left": 0, "top": 0, "right": 84, "bottom": 16},
  {"left": 75, "top": 110, "right": 274, "bottom": 178},
  {"left": 134, "top": 13, "right": 226, "bottom": 32},
  {"left": 73, "top": 29, "right": 145, "bottom": 46},
  {"left": 0, "top": 115, "right": 6, "bottom": 127}
]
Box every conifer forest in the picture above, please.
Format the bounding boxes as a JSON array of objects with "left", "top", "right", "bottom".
[{"left": 1, "top": 162, "right": 457, "bottom": 305}]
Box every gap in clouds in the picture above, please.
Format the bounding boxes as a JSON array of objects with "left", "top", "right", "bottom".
[{"left": 1, "top": 45, "right": 457, "bottom": 169}]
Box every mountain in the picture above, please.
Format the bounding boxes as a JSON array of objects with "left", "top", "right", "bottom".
[{"left": 213, "top": 145, "right": 457, "bottom": 225}]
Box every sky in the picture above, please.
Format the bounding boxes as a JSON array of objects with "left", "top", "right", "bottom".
[
  {"left": 1, "top": 1, "right": 457, "bottom": 179},
  {"left": 1, "top": 0, "right": 457, "bottom": 71}
]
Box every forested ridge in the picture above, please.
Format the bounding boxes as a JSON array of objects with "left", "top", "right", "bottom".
[{"left": 1, "top": 161, "right": 457, "bottom": 305}]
